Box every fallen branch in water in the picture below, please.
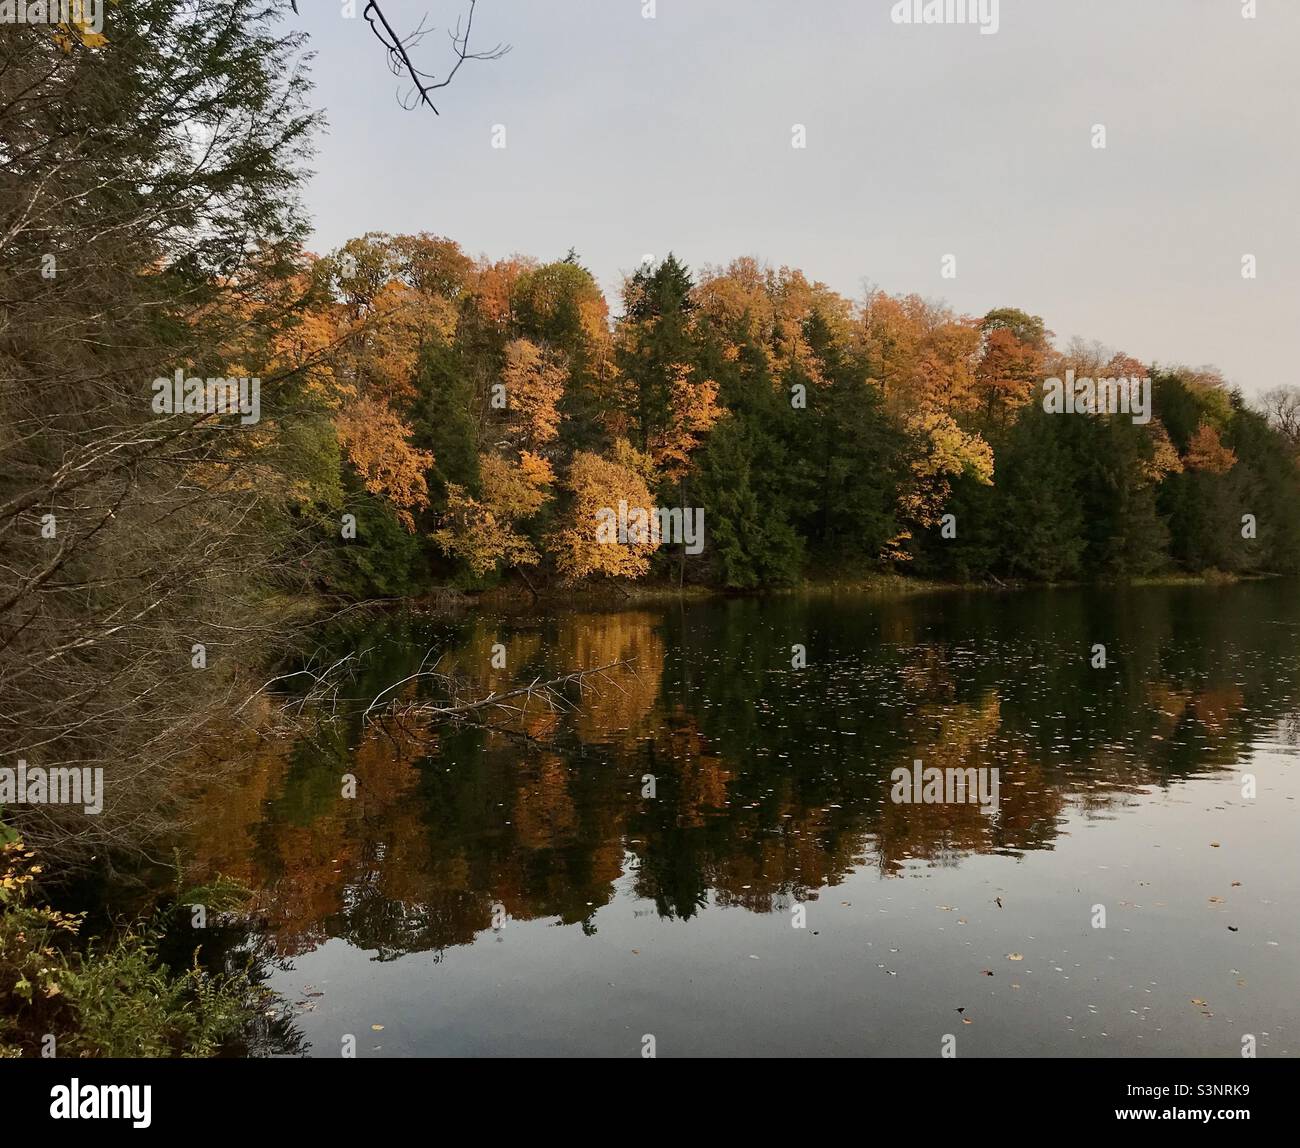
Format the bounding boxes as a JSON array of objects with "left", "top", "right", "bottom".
[
  {"left": 233, "top": 648, "right": 373, "bottom": 721},
  {"left": 372, "top": 659, "right": 635, "bottom": 730}
]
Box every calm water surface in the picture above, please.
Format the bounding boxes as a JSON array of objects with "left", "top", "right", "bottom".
[{"left": 192, "top": 582, "right": 1300, "bottom": 1057}]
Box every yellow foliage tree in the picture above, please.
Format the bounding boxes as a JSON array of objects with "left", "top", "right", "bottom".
[
  {"left": 893, "top": 409, "right": 994, "bottom": 552},
  {"left": 549, "top": 443, "right": 659, "bottom": 580},
  {"left": 432, "top": 453, "right": 553, "bottom": 576},
  {"left": 650, "top": 365, "right": 722, "bottom": 478},
  {"left": 334, "top": 396, "right": 435, "bottom": 530},
  {"left": 1142, "top": 421, "right": 1185, "bottom": 482},
  {"left": 501, "top": 338, "right": 565, "bottom": 448}
]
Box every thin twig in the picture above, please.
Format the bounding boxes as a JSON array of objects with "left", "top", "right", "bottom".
[{"left": 362, "top": 0, "right": 510, "bottom": 114}]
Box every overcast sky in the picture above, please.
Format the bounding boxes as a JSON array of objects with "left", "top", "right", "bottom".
[{"left": 290, "top": 0, "right": 1299, "bottom": 395}]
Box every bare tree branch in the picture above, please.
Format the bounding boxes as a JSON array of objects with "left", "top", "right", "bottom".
[
  {"left": 362, "top": 0, "right": 510, "bottom": 114},
  {"left": 375, "top": 659, "right": 634, "bottom": 727}
]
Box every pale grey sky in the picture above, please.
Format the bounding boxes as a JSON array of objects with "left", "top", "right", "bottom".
[{"left": 290, "top": 0, "right": 1300, "bottom": 394}]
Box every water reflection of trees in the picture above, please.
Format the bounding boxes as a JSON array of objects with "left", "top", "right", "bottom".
[{"left": 187, "top": 582, "right": 1300, "bottom": 960}]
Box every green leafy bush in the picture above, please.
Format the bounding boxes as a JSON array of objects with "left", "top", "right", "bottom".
[{"left": 0, "top": 841, "right": 269, "bottom": 1058}]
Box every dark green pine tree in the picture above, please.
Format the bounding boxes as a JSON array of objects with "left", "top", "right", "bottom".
[
  {"left": 1226, "top": 399, "right": 1300, "bottom": 573},
  {"left": 620, "top": 253, "right": 698, "bottom": 454},
  {"left": 412, "top": 334, "right": 482, "bottom": 504},
  {"left": 910, "top": 467, "right": 1002, "bottom": 582},
  {"left": 793, "top": 310, "right": 905, "bottom": 565},
  {"left": 995, "top": 404, "right": 1087, "bottom": 580},
  {"left": 695, "top": 413, "right": 804, "bottom": 588},
  {"left": 692, "top": 318, "right": 805, "bottom": 587},
  {"left": 1072, "top": 415, "right": 1169, "bottom": 578}
]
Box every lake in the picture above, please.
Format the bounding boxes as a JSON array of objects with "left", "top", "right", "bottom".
[{"left": 188, "top": 581, "right": 1300, "bottom": 1057}]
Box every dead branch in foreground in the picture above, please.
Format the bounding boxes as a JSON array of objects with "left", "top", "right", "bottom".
[{"left": 363, "top": 0, "right": 511, "bottom": 114}]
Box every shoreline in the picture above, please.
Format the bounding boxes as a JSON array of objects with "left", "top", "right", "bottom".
[{"left": 409, "top": 567, "right": 1267, "bottom": 613}]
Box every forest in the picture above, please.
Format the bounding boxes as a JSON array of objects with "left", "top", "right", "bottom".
[{"left": 271, "top": 232, "right": 1300, "bottom": 597}]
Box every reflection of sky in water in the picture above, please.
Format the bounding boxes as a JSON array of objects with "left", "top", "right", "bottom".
[{"left": 190, "top": 583, "right": 1300, "bottom": 1056}]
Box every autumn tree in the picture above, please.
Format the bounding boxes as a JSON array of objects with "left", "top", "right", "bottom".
[
  {"left": 549, "top": 443, "right": 659, "bottom": 580},
  {"left": 500, "top": 338, "right": 565, "bottom": 450},
  {"left": 974, "top": 308, "right": 1049, "bottom": 426},
  {"left": 433, "top": 453, "right": 553, "bottom": 579}
]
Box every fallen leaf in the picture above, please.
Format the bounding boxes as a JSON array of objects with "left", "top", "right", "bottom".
[{"left": 1007, "top": 953, "right": 1024, "bottom": 961}]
